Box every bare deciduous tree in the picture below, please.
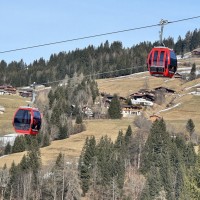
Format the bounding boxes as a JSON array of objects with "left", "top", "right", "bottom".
[
  {"left": 22, "top": 173, "right": 32, "bottom": 200},
  {"left": 143, "top": 77, "right": 150, "bottom": 90},
  {"left": 65, "top": 163, "right": 81, "bottom": 200},
  {"left": 123, "top": 166, "right": 145, "bottom": 200},
  {"left": 133, "top": 114, "right": 152, "bottom": 132},
  {"left": 0, "top": 168, "right": 9, "bottom": 199}
]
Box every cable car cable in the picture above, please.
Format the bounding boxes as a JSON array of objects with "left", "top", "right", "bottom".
[
  {"left": 0, "top": 15, "right": 200, "bottom": 54},
  {"left": 15, "top": 67, "right": 140, "bottom": 90},
  {"left": 0, "top": 24, "right": 158, "bottom": 53}
]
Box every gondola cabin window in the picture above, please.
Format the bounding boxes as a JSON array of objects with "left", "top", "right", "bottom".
[{"left": 14, "top": 109, "right": 31, "bottom": 131}]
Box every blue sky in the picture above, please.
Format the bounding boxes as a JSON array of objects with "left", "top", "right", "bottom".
[{"left": 0, "top": 1, "right": 200, "bottom": 64}]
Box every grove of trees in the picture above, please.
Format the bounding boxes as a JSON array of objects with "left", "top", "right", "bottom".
[{"left": 1, "top": 118, "right": 200, "bottom": 199}]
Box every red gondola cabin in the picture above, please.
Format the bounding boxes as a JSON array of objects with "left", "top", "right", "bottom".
[
  {"left": 13, "top": 106, "right": 42, "bottom": 135},
  {"left": 147, "top": 47, "right": 177, "bottom": 78}
]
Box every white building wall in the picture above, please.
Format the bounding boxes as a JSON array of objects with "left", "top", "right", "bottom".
[
  {"left": 131, "top": 98, "right": 153, "bottom": 106},
  {"left": 122, "top": 110, "right": 141, "bottom": 117},
  {"left": 0, "top": 133, "right": 18, "bottom": 147}
]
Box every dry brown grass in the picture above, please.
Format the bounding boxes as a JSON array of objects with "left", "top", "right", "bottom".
[
  {"left": 0, "top": 95, "right": 29, "bottom": 135},
  {"left": 97, "top": 72, "right": 183, "bottom": 97},
  {"left": 178, "top": 57, "right": 200, "bottom": 67},
  {"left": 0, "top": 118, "right": 135, "bottom": 168},
  {"left": 160, "top": 95, "right": 200, "bottom": 133}
]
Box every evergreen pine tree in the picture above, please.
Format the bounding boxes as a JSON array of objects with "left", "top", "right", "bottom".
[
  {"left": 42, "top": 133, "right": 50, "bottom": 147},
  {"left": 12, "top": 136, "right": 26, "bottom": 153},
  {"left": 51, "top": 104, "right": 61, "bottom": 125},
  {"left": 192, "top": 145, "right": 200, "bottom": 193},
  {"left": 79, "top": 163, "right": 90, "bottom": 196},
  {"left": 58, "top": 124, "right": 68, "bottom": 139},
  {"left": 147, "top": 165, "right": 162, "bottom": 198},
  {"left": 108, "top": 94, "right": 122, "bottom": 119},
  {"left": 36, "top": 132, "right": 43, "bottom": 146},
  {"left": 140, "top": 183, "right": 151, "bottom": 200},
  {"left": 24, "top": 134, "right": 32, "bottom": 149},
  {"left": 19, "top": 154, "right": 30, "bottom": 172},
  {"left": 55, "top": 152, "right": 64, "bottom": 169},
  {"left": 48, "top": 89, "right": 54, "bottom": 109},
  {"left": 5, "top": 161, "right": 20, "bottom": 199},
  {"left": 141, "top": 119, "right": 174, "bottom": 198},
  {"left": 186, "top": 118, "right": 195, "bottom": 138},
  {"left": 175, "top": 135, "right": 187, "bottom": 153},
  {"left": 174, "top": 36, "right": 184, "bottom": 56},
  {"left": 114, "top": 154, "right": 125, "bottom": 189},
  {"left": 183, "top": 142, "right": 197, "bottom": 168},
  {"left": 26, "top": 138, "right": 41, "bottom": 189},
  {"left": 90, "top": 80, "right": 99, "bottom": 103},
  {"left": 159, "top": 152, "right": 174, "bottom": 200},
  {"left": 189, "top": 63, "right": 196, "bottom": 81},
  {"left": 96, "top": 136, "right": 114, "bottom": 186},
  {"left": 169, "top": 140, "right": 184, "bottom": 198},
  {"left": 27, "top": 138, "right": 41, "bottom": 171},
  {"left": 76, "top": 114, "right": 83, "bottom": 124},
  {"left": 114, "top": 130, "right": 124, "bottom": 151},
  {"left": 3, "top": 163, "right": 7, "bottom": 170},
  {"left": 79, "top": 136, "right": 96, "bottom": 196},
  {"left": 51, "top": 152, "right": 66, "bottom": 200},
  {"left": 124, "top": 125, "right": 132, "bottom": 145},
  {"left": 111, "top": 131, "right": 128, "bottom": 189},
  {"left": 4, "top": 142, "right": 12, "bottom": 155},
  {"left": 174, "top": 165, "right": 185, "bottom": 199},
  {"left": 125, "top": 98, "right": 132, "bottom": 105}
]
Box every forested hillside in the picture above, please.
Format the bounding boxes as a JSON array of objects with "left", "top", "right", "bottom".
[
  {"left": 0, "top": 29, "right": 200, "bottom": 87},
  {"left": 78, "top": 119, "right": 200, "bottom": 199},
  {"left": 41, "top": 75, "right": 99, "bottom": 142}
]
